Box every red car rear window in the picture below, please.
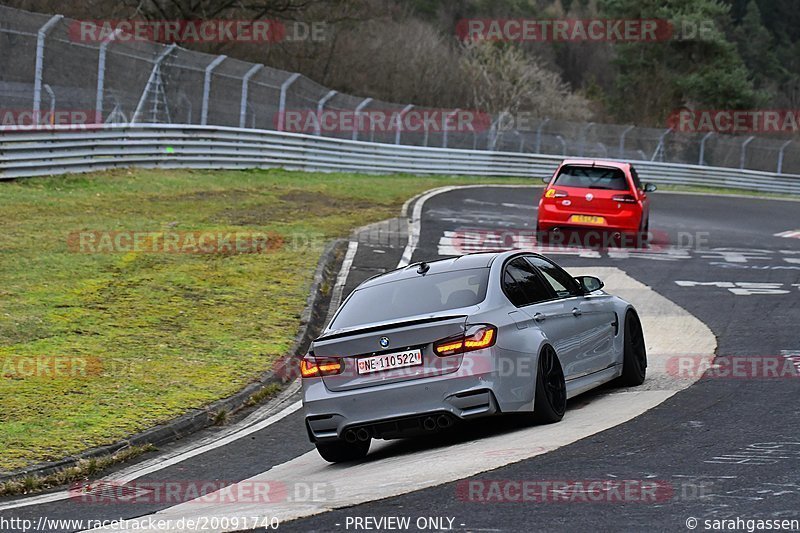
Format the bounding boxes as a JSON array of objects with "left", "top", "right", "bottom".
[{"left": 554, "top": 165, "right": 629, "bottom": 191}]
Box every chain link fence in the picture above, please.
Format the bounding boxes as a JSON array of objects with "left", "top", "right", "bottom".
[{"left": 1, "top": 5, "right": 799, "bottom": 176}]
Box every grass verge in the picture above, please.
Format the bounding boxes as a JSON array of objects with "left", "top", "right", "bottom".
[
  {"left": 0, "top": 168, "right": 529, "bottom": 472},
  {"left": 0, "top": 444, "right": 155, "bottom": 497},
  {"left": 656, "top": 183, "right": 799, "bottom": 200}
]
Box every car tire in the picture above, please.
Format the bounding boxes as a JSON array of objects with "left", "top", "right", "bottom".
[
  {"left": 618, "top": 310, "right": 647, "bottom": 386},
  {"left": 315, "top": 438, "right": 370, "bottom": 463},
  {"left": 531, "top": 345, "right": 567, "bottom": 424}
]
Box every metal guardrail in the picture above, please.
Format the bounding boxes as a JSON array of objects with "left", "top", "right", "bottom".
[{"left": 2, "top": 124, "right": 799, "bottom": 194}]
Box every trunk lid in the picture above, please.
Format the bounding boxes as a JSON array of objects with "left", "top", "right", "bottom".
[
  {"left": 312, "top": 315, "right": 468, "bottom": 391},
  {"left": 561, "top": 186, "right": 635, "bottom": 217},
  {"left": 567, "top": 185, "right": 635, "bottom": 215}
]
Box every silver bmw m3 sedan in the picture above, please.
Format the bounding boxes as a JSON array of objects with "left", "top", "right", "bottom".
[{"left": 301, "top": 250, "right": 646, "bottom": 463}]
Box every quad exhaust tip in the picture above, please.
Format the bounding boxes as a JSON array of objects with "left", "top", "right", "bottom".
[
  {"left": 344, "top": 428, "right": 371, "bottom": 442},
  {"left": 344, "top": 415, "right": 453, "bottom": 441},
  {"left": 423, "top": 415, "right": 452, "bottom": 431}
]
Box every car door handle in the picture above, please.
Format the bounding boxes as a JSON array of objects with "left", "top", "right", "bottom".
[
  {"left": 533, "top": 313, "right": 546, "bottom": 322},
  {"left": 572, "top": 307, "right": 582, "bottom": 317}
]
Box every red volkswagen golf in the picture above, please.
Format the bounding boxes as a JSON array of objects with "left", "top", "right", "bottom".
[{"left": 536, "top": 159, "right": 656, "bottom": 242}]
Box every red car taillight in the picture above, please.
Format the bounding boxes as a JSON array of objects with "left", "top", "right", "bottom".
[
  {"left": 300, "top": 356, "right": 343, "bottom": 378},
  {"left": 611, "top": 193, "right": 638, "bottom": 203},
  {"left": 433, "top": 325, "right": 497, "bottom": 356}
]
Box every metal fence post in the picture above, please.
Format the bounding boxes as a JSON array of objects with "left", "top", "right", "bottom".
[
  {"left": 777, "top": 139, "right": 793, "bottom": 174},
  {"left": 33, "top": 15, "right": 63, "bottom": 118},
  {"left": 651, "top": 128, "right": 672, "bottom": 161},
  {"left": 43, "top": 84, "right": 55, "bottom": 120},
  {"left": 276, "top": 73, "right": 301, "bottom": 131},
  {"left": 95, "top": 28, "right": 123, "bottom": 122},
  {"left": 740, "top": 136, "right": 755, "bottom": 170},
  {"left": 579, "top": 122, "right": 595, "bottom": 156},
  {"left": 315, "top": 90, "right": 337, "bottom": 135},
  {"left": 179, "top": 93, "right": 192, "bottom": 124},
  {"left": 352, "top": 97, "right": 372, "bottom": 141},
  {"left": 535, "top": 118, "right": 550, "bottom": 153},
  {"left": 239, "top": 64, "right": 263, "bottom": 128},
  {"left": 489, "top": 111, "right": 511, "bottom": 151},
  {"left": 555, "top": 135, "right": 566, "bottom": 155},
  {"left": 618, "top": 125, "right": 634, "bottom": 158},
  {"left": 442, "top": 108, "right": 460, "bottom": 148},
  {"left": 201, "top": 55, "right": 227, "bottom": 126},
  {"left": 395, "top": 104, "right": 413, "bottom": 144},
  {"left": 131, "top": 44, "right": 176, "bottom": 124},
  {"left": 698, "top": 132, "right": 714, "bottom": 165},
  {"left": 488, "top": 116, "right": 498, "bottom": 150}
]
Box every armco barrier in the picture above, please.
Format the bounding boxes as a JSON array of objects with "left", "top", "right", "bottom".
[{"left": 1, "top": 124, "right": 799, "bottom": 194}]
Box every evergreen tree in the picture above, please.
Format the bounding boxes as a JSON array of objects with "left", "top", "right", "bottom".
[
  {"left": 732, "top": 0, "right": 782, "bottom": 90},
  {"left": 602, "top": 0, "right": 764, "bottom": 124}
]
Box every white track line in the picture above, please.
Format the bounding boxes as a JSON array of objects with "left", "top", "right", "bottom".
[
  {"left": 89, "top": 266, "right": 716, "bottom": 532},
  {"left": 324, "top": 240, "right": 358, "bottom": 326},
  {"left": 0, "top": 384, "right": 302, "bottom": 511},
  {"left": 397, "top": 184, "right": 534, "bottom": 268},
  {"left": 397, "top": 186, "right": 460, "bottom": 268}
]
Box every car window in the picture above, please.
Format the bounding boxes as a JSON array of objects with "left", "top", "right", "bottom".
[
  {"left": 630, "top": 166, "right": 643, "bottom": 191},
  {"left": 502, "top": 258, "right": 553, "bottom": 307},
  {"left": 330, "top": 267, "right": 489, "bottom": 329},
  {"left": 525, "top": 256, "right": 581, "bottom": 298},
  {"left": 553, "top": 165, "right": 630, "bottom": 191}
]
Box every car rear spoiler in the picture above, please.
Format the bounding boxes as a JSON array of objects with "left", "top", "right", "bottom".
[{"left": 317, "top": 315, "right": 467, "bottom": 342}]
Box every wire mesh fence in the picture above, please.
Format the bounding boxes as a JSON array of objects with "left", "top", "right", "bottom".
[{"left": 1, "top": 5, "right": 799, "bottom": 175}]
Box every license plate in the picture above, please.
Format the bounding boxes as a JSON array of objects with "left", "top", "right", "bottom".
[
  {"left": 356, "top": 349, "right": 423, "bottom": 375},
  {"left": 570, "top": 214, "right": 606, "bottom": 225}
]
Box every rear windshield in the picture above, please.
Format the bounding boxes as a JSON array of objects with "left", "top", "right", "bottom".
[
  {"left": 330, "top": 267, "right": 489, "bottom": 330},
  {"left": 553, "top": 165, "right": 630, "bottom": 191}
]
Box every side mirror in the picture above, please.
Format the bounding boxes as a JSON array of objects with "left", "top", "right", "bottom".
[
  {"left": 575, "top": 275, "right": 604, "bottom": 293},
  {"left": 644, "top": 183, "right": 657, "bottom": 192},
  {"left": 541, "top": 176, "right": 550, "bottom": 184}
]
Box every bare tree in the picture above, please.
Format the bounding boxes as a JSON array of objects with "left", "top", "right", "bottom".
[
  {"left": 460, "top": 38, "right": 591, "bottom": 122},
  {"left": 116, "top": 0, "right": 339, "bottom": 22},
  {"left": 317, "top": 17, "right": 470, "bottom": 107}
]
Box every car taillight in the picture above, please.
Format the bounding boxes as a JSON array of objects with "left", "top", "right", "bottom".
[
  {"left": 611, "top": 194, "right": 638, "bottom": 203},
  {"left": 300, "top": 356, "right": 343, "bottom": 378},
  {"left": 544, "top": 188, "right": 568, "bottom": 199},
  {"left": 433, "top": 325, "right": 497, "bottom": 356}
]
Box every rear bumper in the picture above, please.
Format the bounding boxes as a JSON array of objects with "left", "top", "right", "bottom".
[
  {"left": 537, "top": 203, "right": 642, "bottom": 233},
  {"left": 303, "top": 372, "right": 500, "bottom": 442}
]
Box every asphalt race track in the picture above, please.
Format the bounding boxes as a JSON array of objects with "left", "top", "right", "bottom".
[{"left": 1, "top": 186, "right": 799, "bottom": 533}]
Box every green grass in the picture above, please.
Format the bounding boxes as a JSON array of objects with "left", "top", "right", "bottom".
[{"left": 0, "top": 168, "right": 530, "bottom": 472}]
